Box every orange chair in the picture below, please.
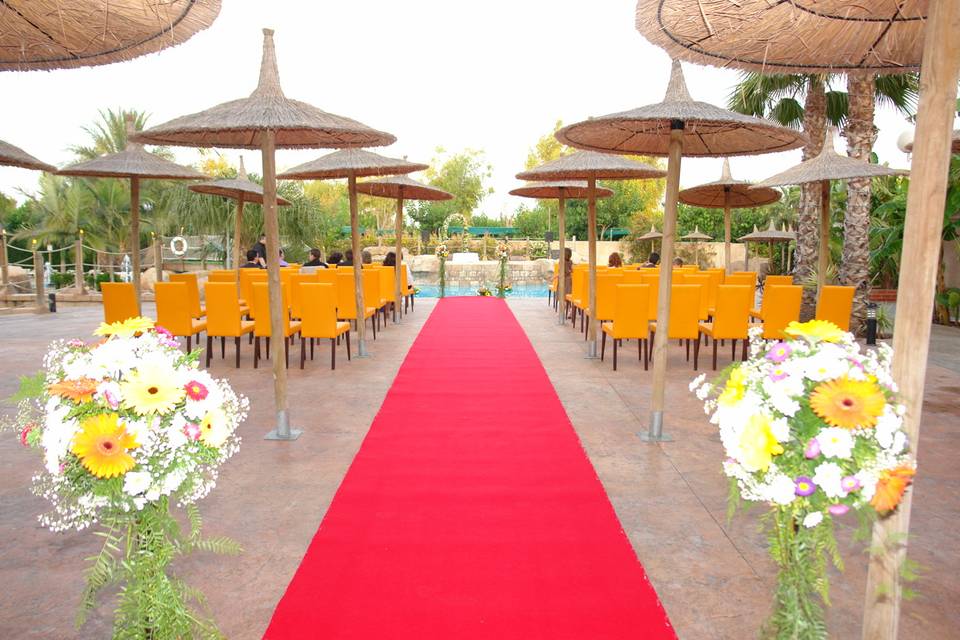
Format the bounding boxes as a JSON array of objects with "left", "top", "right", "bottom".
[
  {"left": 755, "top": 285, "right": 803, "bottom": 339},
  {"left": 601, "top": 284, "right": 650, "bottom": 371},
  {"left": 595, "top": 273, "right": 624, "bottom": 323},
  {"left": 764, "top": 275, "right": 794, "bottom": 288},
  {"left": 683, "top": 275, "right": 712, "bottom": 320},
  {"left": 565, "top": 268, "right": 588, "bottom": 327},
  {"left": 251, "top": 283, "right": 301, "bottom": 369},
  {"left": 548, "top": 262, "right": 560, "bottom": 307},
  {"left": 378, "top": 265, "right": 398, "bottom": 322},
  {"left": 621, "top": 270, "right": 646, "bottom": 285},
  {"left": 336, "top": 271, "right": 377, "bottom": 339},
  {"left": 207, "top": 270, "right": 238, "bottom": 283},
  {"left": 363, "top": 269, "right": 387, "bottom": 331},
  {"left": 101, "top": 282, "right": 139, "bottom": 324},
  {"left": 649, "top": 284, "right": 704, "bottom": 370},
  {"left": 315, "top": 269, "right": 338, "bottom": 287},
  {"left": 155, "top": 282, "right": 207, "bottom": 351},
  {"left": 240, "top": 269, "right": 268, "bottom": 318},
  {"left": 401, "top": 267, "right": 416, "bottom": 314},
  {"left": 169, "top": 273, "right": 205, "bottom": 319},
  {"left": 816, "top": 285, "right": 855, "bottom": 332},
  {"left": 288, "top": 273, "right": 316, "bottom": 320},
  {"left": 640, "top": 273, "right": 661, "bottom": 321},
  {"left": 750, "top": 281, "right": 796, "bottom": 320},
  {"left": 298, "top": 283, "right": 351, "bottom": 369},
  {"left": 203, "top": 283, "right": 254, "bottom": 368},
  {"left": 698, "top": 285, "right": 754, "bottom": 370}
]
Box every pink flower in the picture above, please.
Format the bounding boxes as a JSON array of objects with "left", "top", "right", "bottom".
[
  {"left": 19, "top": 423, "right": 36, "bottom": 446},
  {"left": 184, "top": 380, "right": 209, "bottom": 401},
  {"left": 183, "top": 422, "right": 202, "bottom": 441},
  {"left": 828, "top": 503, "right": 850, "bottom": 516},
  {"left": 804, "top": 438, "right": 821, "bottom": 459},
  {"left": 766, "top": 342, "right": 792, "bottom": 363},
  {"left": 840, "top": 476, "right": 861, "bottom": 493},
  {"left": 768, "top": 366, "right": 789, "bottom": 382},
  {"left": 67, "top": 339, "right": 86, "bottom": 348},
  {"left": 154, "top": 325, "right": 180, "bottom": 347}
]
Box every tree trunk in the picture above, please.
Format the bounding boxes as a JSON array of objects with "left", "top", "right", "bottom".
[
  {"left": 795, "top": 79, "right": 828, "bottom": 320},
  {"left": 841, "top": 71, "right": 878, "bottom": 335}
]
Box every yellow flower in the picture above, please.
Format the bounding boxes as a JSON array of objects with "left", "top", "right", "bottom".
[
  {"left": 738, "top": 414, "right": 784, "bottom": 472},
  {"left": 94, "top": 316, "right": 155, "bottom": 338},
  {"left": 718, "top": 368, "right": 747, "bottom": 407},
  {"left": 810, "top": 376, "right": 886, "bottom": 429},
  {"left": 71, "top": 413, "right": 139, "bottom": 478},
  {"left": 121, "top": 363, "right": 185, "bottom": 415},
  {"left": 784, "top": 319, "right": 846, "bottom": 343},
  {"left": 199, "top": 408, "right": 231, "bottom": 447}
]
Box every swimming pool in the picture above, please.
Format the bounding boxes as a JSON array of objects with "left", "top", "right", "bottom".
[{"left": 414, "top": 284, "right": 550, "bottom": 298}]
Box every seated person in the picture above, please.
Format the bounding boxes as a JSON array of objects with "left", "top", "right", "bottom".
[
  {"left": 338, "top": 249, "right": 354, "bottom": 266},
  {"left": 608, "top": 252, "right": 623, "bottom": 267},
  {"left": 327, "top": 251, "right": 343, "bottom": 266},
  {"left": 641, "top": 251, "right": 660, "bottom": 268},
  {"left": 278, "top": 248, "right": 289, "bottom": 267},
  {"left": 673, "top": 256, "right": 684, "bottom": 267},
  {"left": 240, "top": 249, "right": 264, "bottom": 269},
  {"left": 303, "top": 248, "right": 328, "bottom": 268}
]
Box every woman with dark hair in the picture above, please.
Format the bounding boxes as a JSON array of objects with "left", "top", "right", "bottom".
[
  {"left": 338, "top": 250, "right": 354, "bottom": 266},
  {"left": 383, "top": 251, "right": 396, "bottom": 266},
  {"left": 607, "top": 252, "right": 623, "bottom": 267},
  {"left": 327, "top": 251, "right": 343, "bottom": 266}
]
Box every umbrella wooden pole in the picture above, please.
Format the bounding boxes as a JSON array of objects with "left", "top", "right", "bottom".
[
  {"left": 586, "top": 178, "right": 598, "bottom": 357},
  {"left": 723, "top": 193, "right": 732, "bottom": 274},
  {"left": 818, "top": 180, "right": 831, "bottom": 291},
  {"left": 153, "top": 234, "right": 162, "bottom": 283},
  {"left": 130, "top": 177, "right": 141, "bottom": 313},
  {"left": 233, "top": 199, "right": 245, "bottom": 297},
  {"left": 863, "top": 2, "right": 960, "bottom": 636},
  {"left": 395, "top": 193, "right": 404, "bottom": 322},
  {"left": 261, "top": 130, "right": 299, "bottom": 441},
  {"left": 557, "top": 191, "right": 567, "bottom": 326},
  {"left": 349, "top": 174, "right": 369, "bottom": 356},
  {"left": 644, "top": 124, "right": 683, "bottom": 442}
]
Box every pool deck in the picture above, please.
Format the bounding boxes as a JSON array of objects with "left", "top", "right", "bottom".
[{"left": 0, "top": 300, "right": 957, "bottom": 639}]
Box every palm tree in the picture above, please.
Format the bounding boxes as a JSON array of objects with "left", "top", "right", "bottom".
[{"left": 728, "top": 72, "right": 918, "bottom": 325}]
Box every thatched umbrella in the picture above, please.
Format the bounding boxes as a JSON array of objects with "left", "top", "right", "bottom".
[
  {"left": 516, "top": 152, "right": 665, "bottom": 357},
  {"left": 903, "top": 129, "right": 960, "bottom": 154},
  {"left": 754, "top": 129, "right": 903, "bottom": 290},
  {"left": 0, "top": 0, "right": 221, "bottom": 71},
  {"left": 0, "top": 139, "right": 55, "bottom": 172},
  {"left": 679, "top": 159, "right": 780, "bottom": 273},
  {"left": 279, "top": 150, "right": 428, "bottom": 351},
  {"left": 355, "top": 174, "right": 452, "bottom": 322},
  {"left": 556, "top": 60, "right": 804, "bottom": 442},
  {"left": 681, "top": 225, "right": 711, "bottom": 265},
  {"left": 509, "top": 180, "right": 614, "bottom": 325},
  {"left": 635, "top": 2, "right": 960, "bottom": 633},
  {"left": 59, "top": 114, "right": 206, "bottom": 307},
  {"left": 189, "top": 156, "right": 290, "bottom": 287},
  {"left": 742, "top": 221, "right": 795, "bottom": 273},
  {"left": 133, "top": 28, "right": 395, "bottom": 442}
]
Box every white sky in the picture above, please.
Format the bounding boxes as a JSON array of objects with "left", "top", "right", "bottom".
[{"left": 0, "top": 0, "right": 920, "bottom": 218}]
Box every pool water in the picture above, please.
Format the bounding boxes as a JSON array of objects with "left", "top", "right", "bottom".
[{"left": 415, "top": 284, "right": 549, "bottom": 298}]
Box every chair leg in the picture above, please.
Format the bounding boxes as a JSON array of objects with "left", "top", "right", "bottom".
[
  {"left": 235, "top": 337, "right": 240, "bottom": 368},
  {"left": 732, "top": 338, "right": 737, "bottom": 362},
  {"left": 371, "top": 315, "right": 377, "bottom": 340},
  {"left": 613, "top": 338, "right": 618, "bottom": 371},
  {"left": 694, "top": 334, "right": 701, "bottom": 371},
  {"left": 300, "top": 336, "right": 306, "bottom": 370},
  {"left": 284, "top": 337, "right": 289, "bottom": 369},
  {"left": 643, "top": 338, "right": 649, "bottom": 370},
  {"left": 310, "top": 337, "right": 315, "bottom": 360},
  {"left": 686, "top": 339, "right": 690, "bottom": 361},
  {"left": 742, "top": 338, "right": 748, "bottom": 361},
  {"left": 331, "top": 338, "right": 336, "bottom": 370},
  {"left": 712, "top": 339, "right": 718, "bottom": 370},
  {"left": 220, "top": 336, "right": 225, "bottom": 359},
  {"left": 266, "top": 336, "right": 270, "bottom": 359},
  {"left": 601, "top": 331, "right": 606, "bottom": 361},
  {"left": 346, "top": 331, "right": 351, "bottom": 360},
  {"left": 187, "top": 335, "right": 191, "bottom": 351},
  {"left": 205, "top": 335, "right": 212, "bottom": 368}
]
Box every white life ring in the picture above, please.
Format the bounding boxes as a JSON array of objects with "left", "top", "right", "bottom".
[{"left": 169, "top": 236, "right": 188, "bottom": 257}]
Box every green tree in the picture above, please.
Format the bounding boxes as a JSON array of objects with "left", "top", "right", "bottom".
[{"left": 407, "top": 148, "right": 493, "bottom": 234}]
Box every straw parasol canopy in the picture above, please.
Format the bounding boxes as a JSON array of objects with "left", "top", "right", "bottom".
[
  {"left": 133, "top": 28, "right": 397, "bottom": 442},
  {"left": 682, "top": 226, "right": 711, "bottom": 241},
  {"left": 190, "top": 156, "right": 289, "bottom": 277},
  {"left": 59, "top": 115, "right": 205, "bottom": 305},
  {"left": 739, "top": 221, "right": 795, "bottom": 271},
  {"left": 635, "top": 0, "right": 926, "bottom": 74},
  {"left": 0, "top": 0, "right": 222, "bottom": 71},
  {"left": 679, "top": 158, "right": 780, "bottom": 273},
  {"left": 516, "top": 151, "right": 665, "bottom": 353},
  {"left": 639, "top": 225, "right": 664, "bottom": 241},
  {"left": 355, "top": 174, "right": 451, "bottom": 323},
  {"left": 754, "top": 128, "right": 904, "bottom": 290},
  {"left": 0, "top": 138, "right": 55, "bottom": 172},
  {"left": 903, "top": 129, "right": 960, "bottom": 154},
  {"left": 555, "top": 60, "right": 805, "bottom": 441}
]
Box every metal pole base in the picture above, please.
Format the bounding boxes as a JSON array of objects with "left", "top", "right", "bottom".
[
  {"left": 357, "top": 337, "right": 371, "bottom": 358},
  {"left": 585, "top": 340, "right": 599, "bottom": 359},
  {"left": 263, "top": 410, "right": 302, "bottom": 440},
  {"left": 639, "top": 411, "right": 673, "bottom": 442}
]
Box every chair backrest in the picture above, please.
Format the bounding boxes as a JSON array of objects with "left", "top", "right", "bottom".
[
  {"left": 681, "top": 264, "right": 699, "bottom": 271},
  {"left": 731, "top": 271, "right": 757, "bottom": 286},
  {"left": 595, "top": 273, "right": 623, "bottom": 320},
  {"left": 762, "top": 285, "right": 803, "bottom": 339},
  {"left": 204, "top": 283, "right": 242, "bottom": 336},
  {"left": 815, "top": 285, "right": 855, "bottom": 332},
  {"left": 101, "top": 282, "right": 138, "bottom": 324},
  {"left": 401, "top": 267, "right": 411, "bottom": 292},
  {"left": 764, "top": 275, "right": 794, "bottom": 288},
  {"left": 169, "top": 273, "right": 202, "bottom": 318},
  {"left": 571, "top": 269, "right": 587, "bottom": 302},
  {"left": 639, "top": 274, "right": 660, "bottom": 320},
  {"left": 336, "top": 271, "right": 359, "bottom": 319},
  {"left": 316, "top": 269, "right": 337, "bottom": 287},
  {"left": 671, "top": 271, "right": 686, "bottom": 284},
  {"left": 252, "top": 282, "right": 291, "bottom": 336},
  {"left": 613, "top": 284, "right": 649, "bottom": 338},
  {"left": 154, "top": 282, "right": 193, "bottom": 336},
  {"left": 725, "top": 274, "right": 756, "bottom": 290},
  {"left": 379, "top": 266, "right": 396, "bottom": 303},
  {"left": 621, "top": 271, "right": 646, "bottom": 285},
  {"left": 289, "top": 274, "right": 316, "bottom": 319},
  {"left": 666, "top": 284, "right": 702, "bottom": 340},
  {"left": 299, "top": 283, "right": 338, "bottom": 338},
  {"left": 208, "top": 270, "right": 237, "bottom": 283},
  {"left": 240, "top": 269, "right": 267, "bottom": 312},
  {"left": 711, "top": 285, "right": 754, "bottom": 338},
  {"left": 705, "top": 268, "right": 726, "bottom": 284},
  {"left": 683, "top": 275, "right": 712, "bottom": 319},
  {"left": 362, "top": 269, "right": 381, "bottom": 306}
]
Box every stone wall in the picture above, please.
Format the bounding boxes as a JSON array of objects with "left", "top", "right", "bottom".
[{"left": 410, "top": 255, "right": 554, "bottom": 287}]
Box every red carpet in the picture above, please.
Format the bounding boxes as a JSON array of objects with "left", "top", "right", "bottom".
[{"left": 264, "top": 297, "right": 675, "bottom": 639}]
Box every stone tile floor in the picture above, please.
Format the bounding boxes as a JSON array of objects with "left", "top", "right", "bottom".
[{"left": 0, "top": 300, "right": 956, "bottom": 639}]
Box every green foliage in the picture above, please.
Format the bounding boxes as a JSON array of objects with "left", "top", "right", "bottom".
[
  {"left": 9, "top": 372, "right": 46, "bottom": 402},
  {"left": 407, "top": 148, "right": 493, "bottom": 234}
]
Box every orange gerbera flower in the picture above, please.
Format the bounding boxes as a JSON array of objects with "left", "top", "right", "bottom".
[
  {"left": 870, "top": 466, "right": 916, "bottom": 513},
  {"left": 71, "top": 413, "right": 139, "bottom": 478},
  {"left": 809, "top": 376, "right": 886, "bottom": 429},
  {"left": 48, "top": 377, "right": 100, "bottom": 403}
]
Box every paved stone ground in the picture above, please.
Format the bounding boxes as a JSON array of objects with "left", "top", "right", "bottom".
[{"left": 0, "top": 300, "right": 956, "bottom": 639}]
